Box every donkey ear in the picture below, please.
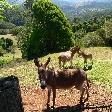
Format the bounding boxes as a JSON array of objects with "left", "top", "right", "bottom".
[
  {"left": 34, "top": 58, "right": 41, "bottom": 67},
  {"left": 44, "top": 57, "right": 51, "bottom": 68}
]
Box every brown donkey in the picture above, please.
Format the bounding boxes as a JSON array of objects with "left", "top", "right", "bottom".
[
  {"left": 78, "top": 50, "right": 93, "bottom": 65},
  {"left": 34, "top": 57, "right": 89, "bottom": 109},
  {"left": 58, "top": 46, "right": 80, "bottom": 68}
]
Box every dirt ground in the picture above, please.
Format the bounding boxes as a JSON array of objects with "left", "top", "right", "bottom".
[{"left": 21, "top": 83, "right": 112, "bottom": 112}]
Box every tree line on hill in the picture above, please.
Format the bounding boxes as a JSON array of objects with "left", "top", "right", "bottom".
[{"left": 0, "top": 0, "right": 112, "bottom": 60}]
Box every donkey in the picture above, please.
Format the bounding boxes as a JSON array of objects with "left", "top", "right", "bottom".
[
  {"left": 78, "top": 50, "right": 93, "bottom": 65},
  {"left": 34, "top": 57, "right": 90, "bottom": 109},
  {"left": 58, "top": 46, "right": 80, "bottom": 68}
]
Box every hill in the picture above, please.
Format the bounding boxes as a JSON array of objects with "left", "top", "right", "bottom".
[{"left": 52, "top": 0, "right": 112, "bottom": 20}]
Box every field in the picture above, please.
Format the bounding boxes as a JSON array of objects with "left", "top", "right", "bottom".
[
  {"left": 0, "top": 47, "right": 112, "bottom": 89},
  {"left": 0, "top": 35, "right": 112, "bottom": 111}
]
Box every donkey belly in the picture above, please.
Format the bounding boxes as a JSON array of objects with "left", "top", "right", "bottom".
[
  {"left": 54, "top": 78, "right": 75, "bottom": 89},
  {"left": 60, "top": 52, "right": 71, "bottom": 61}
]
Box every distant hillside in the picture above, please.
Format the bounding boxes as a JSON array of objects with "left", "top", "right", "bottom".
[
  {"left": 7, "top": 0, "right": 112, "bottom": 20},
  {"left": 52, "top": 0, "right": 112, "bottom": 20}
]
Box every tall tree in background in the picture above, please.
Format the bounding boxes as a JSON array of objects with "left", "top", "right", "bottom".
[
  {"left": 20, "top": 0, "right": 74, "bottom": 59},
  {"left": 24, "top": 0, "right": 34, "bottom": 10},
  {"left": 0, "top": 0, "right": 12, "bottom": 21},
  {"left": 0, "top": 0, "right": 26, "bottom": 26},
  {"left": 104, "top": 21, "right": 112, "bottom": 46}
]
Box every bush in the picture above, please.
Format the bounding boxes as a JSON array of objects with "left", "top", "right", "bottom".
[
  {"left": 81, "top": 32, "right": 105, "bottom": 47},
  {"left": 11, "top": 26, "right": 24, "bottom": 36},
  {"left": 0, "top": 46, "right": 4, "bottom": 56},
  {"left": 17, "top": 26, "right": 32, "bottom": 59},
  {"left": 0, "top": 37, "right": 13, "bottom": 51},
  {"left": 96, "top": 28, "right": 106, "bottom": 39},
  {"left": 22, "top": 0, "right": 74, "bottom": 59},
  {"left": 0, "top": 21, "right": 16, "bottom": 29},
  {"left": 0, "top": 29, "right": 10, "bottom": 35}
]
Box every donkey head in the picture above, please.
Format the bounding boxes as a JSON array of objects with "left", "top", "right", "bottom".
[
  {"left": 70, "top": 46, "right": 80, "bottom": 54},
  {"left": 34, "top": 57, "right": 51, "bottom": 89}
]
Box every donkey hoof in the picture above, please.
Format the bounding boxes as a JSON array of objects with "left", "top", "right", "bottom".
[
  {"left": 51, "top": 106, "right": 55, "bottom": 110},
  {"left": 47, "top": 104, "right": 50, "bottom": 109}
]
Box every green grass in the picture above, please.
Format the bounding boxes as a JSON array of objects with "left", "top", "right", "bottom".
[
  {"left": 0, "top": 47, "right": 112, "bottom": 91},
  {"left": 0, "top": 34, "right": 22, "bottom": 66}
]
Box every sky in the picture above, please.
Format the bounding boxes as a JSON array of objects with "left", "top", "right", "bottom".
[
  {"left": 7, "top": 0, "right": 112, "bottom": 4},
  {"left": 63, "top": 0, "right": 111, "bottom": 2}
]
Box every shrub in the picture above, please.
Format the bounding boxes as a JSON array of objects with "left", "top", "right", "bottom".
[
  {"left": 0, "top": 29, "right": 10, "bottom": 35},
  {"left": 0, "top": 38, "right": 13, "bottom": 51},
  {"left": 81, "top": 32, "right": 105, "bottom": 47},
  {"left": 0, "top": 46, "right": 4, "bottom": 56},
  {"left": 24, "top": 0, "right": 74, "bottom": 59},
  {"left": 11, "top": 26, "right": 24, "bottom": 36},
  {"left": 0, "top": 21, "right": 16, "bottom": 29}
]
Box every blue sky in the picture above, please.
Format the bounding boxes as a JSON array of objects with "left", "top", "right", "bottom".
[
  {"left": 64, "top": 0, "right": 111, "bottom": 2},
  {"left": 7, "top": 0, "right": 112, "bottom": 4}
]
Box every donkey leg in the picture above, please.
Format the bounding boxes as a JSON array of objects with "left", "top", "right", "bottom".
[
  {"left": 52, "top": 88, "right": 56, "bottom": 109},
  {"left": 62, "top": 61, "right": 65, "bottom": 68},
  {"left": 84, "top": 59, "right": 87, "bottom": 65},
  {"left": 47, "top": 87, "right": 51, "bottom": 108},
  {"left": 70, "top": 59, "right": 73, "bottom": 67},
  {"left": 84, "top": 85, "right": 89, "bottom": 103},
  {"left": 84, "top": 89, "right": 89, "bottom": 103},
  {"left": 59, "top": 59, "right": 61, "bottom": 68},
  {"left": 80, "top": 88, "right": 85, "bottom": 104}
]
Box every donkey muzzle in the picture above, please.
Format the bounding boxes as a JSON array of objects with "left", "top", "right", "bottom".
[{"left": 40, "top": 81, "right": 47, "bottom": 89}]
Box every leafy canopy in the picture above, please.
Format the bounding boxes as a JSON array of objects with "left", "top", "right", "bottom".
[{"left": 21, "top": 0, "right": 74, "bottom": 59}]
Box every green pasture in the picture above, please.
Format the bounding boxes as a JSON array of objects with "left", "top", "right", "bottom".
[{"left": 0, "top": 47, "right": 112, "bottom": 91}]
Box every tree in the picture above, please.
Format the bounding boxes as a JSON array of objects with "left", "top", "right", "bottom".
[
  {"left": 81, "top": 32, "right": 105, "bottom": 47},
  {"left": 104, "top": 21, "right": 112, "bottom": 46},
  {"left": 20, "top": 0, "right": 74, "bottom": 59},
  {"left": 0, "top": 0, "right": 12, "bottom": 21},
  {"left": 24, "top": 0, "right": 34, "bottom": 10},
  {"left": 3, "top": 5, "right": 26, "bottom": 26}
]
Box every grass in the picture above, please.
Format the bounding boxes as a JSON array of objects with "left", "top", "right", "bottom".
[
  {"left": 0, "top": 47, "right": 112, "bottom": 91},
  {"left": 0, "top": 34, "right": 22, "bottom": 66}
]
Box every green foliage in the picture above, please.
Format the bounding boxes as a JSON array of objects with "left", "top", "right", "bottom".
[
  {"left": 17, "top": 26, "right": 32, "bottom": 59},
  {"left": 0, "top": 54, "right": 14, "bottom": 66},
  {"left": 0, "top": 29, "right": 10, "bottom": 35},
  {"left": 0, "top": 46, "right": 4, "bottom": 56},
  {"left": 11, "top": 26, "right": 24, "bottom": 36},
  {"left": 0, "top": 21, "right": 16, "bottom": 35},
  {"left": 96, "top": 28, "right": 106, "bottom": 39},
  {"left": 0, "top": 0, "right": 12, "bottom": 21},
  {"left": 0, "top": 0, "right": 26, "bottom": 26},
  {"left": 0, "top": 37, "right": 13, "bottom": 51},
  {"left": 24, "top": 0, "right": 34, "bottom": 10},
  {"left": 3, "top": 5, "right": 26, "bottom": 26},
  {"left": 72, "top": 15, "right": 112, "bottom": 47},
  {"left": 0, "top": 21, "right": 16, "bottom": 29},
  {"left": 104, "top": 20, "right": 112, "bottom": 46},
  {"left": 81, "top": 32, "right": 105, "bottom": 47},
  {"left": 20, "top": 0, "right": 74, "bottom": 59}
]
